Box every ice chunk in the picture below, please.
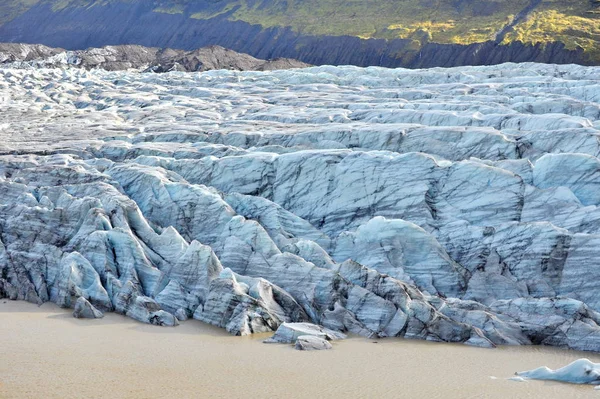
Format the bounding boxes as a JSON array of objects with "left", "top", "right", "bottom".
[{"left": 516, "top": 359, "right": 600, "bottom": 385}]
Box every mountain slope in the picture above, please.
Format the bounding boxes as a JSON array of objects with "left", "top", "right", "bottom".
[
  {"left": 0, "top": 0, "right": 597, "bottom": 67},
  {"left": 0, "top": 43, "right": 310, "bottom": 71}
]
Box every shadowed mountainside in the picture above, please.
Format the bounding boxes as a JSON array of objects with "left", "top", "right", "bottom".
[{"left": 0, "top": 0, "right": 597, "bottom": 68}]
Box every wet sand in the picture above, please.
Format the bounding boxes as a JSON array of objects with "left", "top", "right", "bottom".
[{"left": 1, "top": 301, "right": 599, "bottom": 399}]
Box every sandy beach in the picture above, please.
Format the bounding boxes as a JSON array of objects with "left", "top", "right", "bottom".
[{"left": 1, "top": 301, "right": 599, "bottom": 398}]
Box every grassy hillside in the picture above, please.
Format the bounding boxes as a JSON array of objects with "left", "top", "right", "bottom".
[
  {"left": 190, "top": 0, "right": 530, "bottom": 43},
  {"left": 503, "top": 0, "right": 600, "bottom": 57},
  {"left": 1, "top": 0, "right": 599, "bottom": 60}
]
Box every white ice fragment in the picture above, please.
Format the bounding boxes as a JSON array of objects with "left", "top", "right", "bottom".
[
  {"left": 509, "top": 376, "right": 527, "bottom": 382},
  {"left": 516, "top": 359, "right": 600, "bottom": 385}
]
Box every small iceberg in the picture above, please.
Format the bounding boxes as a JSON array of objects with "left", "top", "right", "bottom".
[{"left": 516, "top": 359, "right": 600, "bottom": 385}]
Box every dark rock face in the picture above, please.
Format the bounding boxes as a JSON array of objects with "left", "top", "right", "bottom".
[
  {"left": 0, "top": 43, "right": 310, "bottom": 72},
  {"left": 0, "top": 2, "right": 588, "bottom": 68}
]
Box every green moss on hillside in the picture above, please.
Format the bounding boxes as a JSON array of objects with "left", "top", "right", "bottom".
[
  {"left": 216, "top": 0, "right": 529, "bottom": 43},
  {"left": 503, "top": 0, "right": 600, "bottom": 59},
  {"left": 153, "top": 5, "right": 184, "bottom": 14},
  {"left": 51, "top": 0, "right": 98, "bottom": 12},
  {"left": 1, "top": 0, "right": 599, "bottom": 62}
]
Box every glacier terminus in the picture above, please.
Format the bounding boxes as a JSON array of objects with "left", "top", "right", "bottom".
[{"left": 2, "top": 62, "right": 600, "bottom": 352}]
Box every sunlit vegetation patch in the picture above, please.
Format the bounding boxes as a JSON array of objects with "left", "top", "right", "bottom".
[
  {"left": 504, "top": 8, "right": 600, "bottom": 57},
  {"left": 51, "top": 0, "right": 101, "bottom": 12},
  {"left": 153, "top": 5, "right": 184, "bottom": 14},
  {"left": 386, "top": 16, "right": 513, "bottom": 44},
  {"left": 190, "top": 3, "right": 237, "bottom": 20},
  {"left": 219, "top": 0, "right": 530, "bottom": 44},
  {"left": 387, "top": 20, "right": 456, "bottom": 42}
]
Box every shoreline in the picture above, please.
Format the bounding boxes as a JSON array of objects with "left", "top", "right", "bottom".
[{"left": 1, "top": 300, "right": 599, "bottom": 399}]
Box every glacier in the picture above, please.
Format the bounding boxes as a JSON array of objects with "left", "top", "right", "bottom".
[{"left": 2, "top": 62, "right": 600, "bottom": 351}]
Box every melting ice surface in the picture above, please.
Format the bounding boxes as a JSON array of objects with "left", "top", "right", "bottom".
[
  {"left": 3, "top": 63, "right": 600, "bottom": 351},
  {"left": 517, "top": 359, "right": 600, "bottom": 386}
]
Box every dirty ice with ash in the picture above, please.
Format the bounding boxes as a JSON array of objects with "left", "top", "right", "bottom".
[{"left": 3, "top": 62, "right": 600, "bottom": 352}]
